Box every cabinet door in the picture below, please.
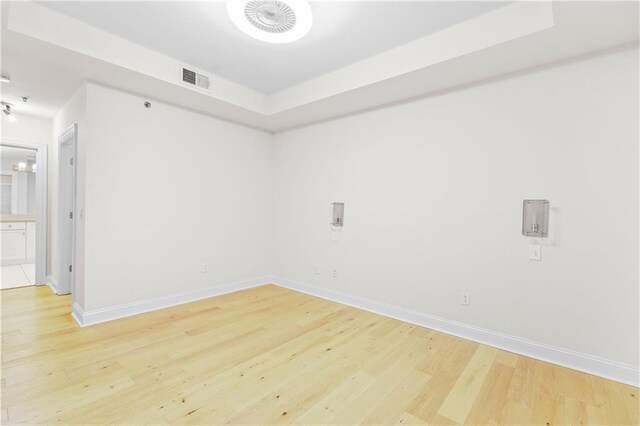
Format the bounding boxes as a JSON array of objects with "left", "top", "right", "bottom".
[
  {"left": 26, "top": 222, "right": 36, "bottom": 259},
  {"left": 1, "top": 230, "right": 27, "bottom": 260}
]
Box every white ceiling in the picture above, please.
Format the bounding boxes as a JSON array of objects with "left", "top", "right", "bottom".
[
  {"left": 1, "top": 38, "right": 83, "bottom": 117},
  {"left": 1, "top": 1, "right": 638, "bottom": 130},
  {"left": 38, "top": 1, "right": 509, "bottom": 94}
]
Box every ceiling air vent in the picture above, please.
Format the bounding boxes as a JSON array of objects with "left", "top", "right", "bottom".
[{"left": 182, "top": 67, "right": 211, "bottom": 90}]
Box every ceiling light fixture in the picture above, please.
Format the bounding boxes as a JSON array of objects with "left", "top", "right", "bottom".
[
  {"left": 227, "top": 0, "right": 312, "bottom": 44},
  {"left": 0, "top": 76, "right": 10, "bottom": 83},
  {"left": 13, "top": 162, "right": 36, "bottom": 173},
  {"left": 2, "top": 103, "right": 16, "bottom": 122}
]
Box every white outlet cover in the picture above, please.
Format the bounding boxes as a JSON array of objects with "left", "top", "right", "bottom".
[{"left": 529, "top": 244, "right": 542, "bottom": 261}]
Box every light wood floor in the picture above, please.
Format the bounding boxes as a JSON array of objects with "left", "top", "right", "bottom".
[{"left": 1, "top": 285, "right": 638, "bottom": 425}]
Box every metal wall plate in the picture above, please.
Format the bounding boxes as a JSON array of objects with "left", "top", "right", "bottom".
[
  {"left": 331, "top": 202, "right": 344, "bottom": 227},
  {"left": 522, "top": 200, "right": 549, "bottom": 237}
]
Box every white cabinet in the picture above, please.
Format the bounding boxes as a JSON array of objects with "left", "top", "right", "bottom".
[
  {"left": 1, "top": 221, "right": 35, "bottom": 264},
  {"left": 2, "top": 229, "right": 27, "bottom": 260},
  {"left": 26, "top": 222, "right": 36, "bottom": 259}
]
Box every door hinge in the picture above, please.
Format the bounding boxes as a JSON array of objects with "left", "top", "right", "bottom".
[
  {"left": 70, "top": 158, "right": 74, "bottom": 166},
  {"left": 69, "top": 211, "right": 73, "bottom": 219},
  {"left": 69, "top": 265, "right": 73, "bottom": 273}
]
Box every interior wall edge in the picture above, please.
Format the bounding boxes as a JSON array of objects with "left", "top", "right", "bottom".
[{"left": 271, "top": 276, "right": 640, "bottom": 387}]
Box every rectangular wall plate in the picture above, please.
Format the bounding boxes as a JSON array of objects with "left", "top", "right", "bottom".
[
  {"left": 529, "top": 244, "right": 542, "bottom": 261},
  {"left": 331, "top": 202, "right": 344, "bottom": 227},
  {"left": 522, "top": 200, "right": 549, "bottom": 237}
]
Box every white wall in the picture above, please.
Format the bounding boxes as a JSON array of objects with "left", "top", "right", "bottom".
[
  {"left": 272, "top": 48, "right": 639, "bottom": 368},
  {"left": 80, "top": 83, "right": 272, "bottom": 312},
  {"left": 1, "top": 113, "right": 51, "bottom": 143}
]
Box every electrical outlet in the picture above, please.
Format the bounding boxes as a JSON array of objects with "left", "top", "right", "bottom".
[
  {"left": 461, "top": 292, "right": 470, "bottom": 306},
  {"left": 202, "top": 263, "right": 209, "bottom": 273},
  {"left": 331, "top": 269, "right": 337, "bottom": 279}
]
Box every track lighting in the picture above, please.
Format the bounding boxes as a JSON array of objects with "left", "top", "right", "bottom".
[{"left": 2, "top": 102, "right": 16, "bottom": 122}]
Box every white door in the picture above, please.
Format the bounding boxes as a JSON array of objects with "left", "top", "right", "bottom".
[{"left": 58, "top": 125, "right": 76, "bottom": 295}]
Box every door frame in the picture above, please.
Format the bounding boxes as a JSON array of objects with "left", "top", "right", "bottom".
[
  {"left": 0, "top": 139, "right": 48, "bottom": 285},
  {"left": 57, "top": 124, "right": 77, "bottom": 295}
]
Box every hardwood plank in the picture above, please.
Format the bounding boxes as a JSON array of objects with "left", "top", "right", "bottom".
[
  {"left": 437, "top": 345, "right": 498, "bottom": 424},
  {"left": 1, "top": 284, "right": 636, "bottom": 425}
]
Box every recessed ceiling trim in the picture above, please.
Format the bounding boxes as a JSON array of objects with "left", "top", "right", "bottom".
[
  {"left": 269, "top": 1, "right": 555, "bottom": 114},
  {"left": 5, "top": 2, "right": 638, "bottom": 131},
  {"left": 6, "top": 1, "right": 267, "bottom": 114}
]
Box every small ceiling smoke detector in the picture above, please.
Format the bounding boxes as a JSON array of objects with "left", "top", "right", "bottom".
[{"left": 227, "top": 0, "right": 312, "bottom": 44}]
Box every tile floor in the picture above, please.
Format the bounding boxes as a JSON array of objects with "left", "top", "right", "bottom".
[{"left": 1, "top": 263, "right": 36, "bottom": 290}]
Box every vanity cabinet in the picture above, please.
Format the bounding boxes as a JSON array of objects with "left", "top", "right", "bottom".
[
  {"left": 2, "top": 229, "right": 27, "bottom": 260},
  {"left": 1, "top": 221, "right": 35, "bottom": 263}
]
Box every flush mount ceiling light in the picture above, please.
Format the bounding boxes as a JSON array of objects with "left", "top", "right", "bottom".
[{"left": 227, "top": 0, "right": 312, "bottom": 44}]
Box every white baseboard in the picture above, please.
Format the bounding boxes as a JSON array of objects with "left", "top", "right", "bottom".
[
  {"left": 67, "top": 273, "right": 639, "bottom": 386},
  {"left": 45, "top": 275, "right": 59, "bottom": 294},
  {"left": 271, "top": 276, "right": 639, "bottom": 387},
  {"left": 72, "top": 276, "right": 271, "bottom": 327},
  {"left": 71, "top": 301, "right": 84, "bottom": 327}
]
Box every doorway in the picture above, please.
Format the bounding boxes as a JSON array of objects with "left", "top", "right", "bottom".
[{"left": 0, "top": 141, "right": 48, "bottom": 290}]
